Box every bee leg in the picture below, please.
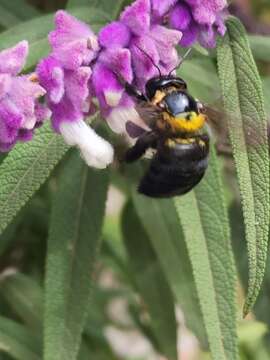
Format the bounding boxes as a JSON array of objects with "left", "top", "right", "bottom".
[
  {"left": 125, "top": 132, "right": 157, "bottom": 163},
  {"left": 114, "top": 72, "right": 148, "bottom": 102},
  {"left": 124, "top": 82, "right": 148, "bottom": 102}
]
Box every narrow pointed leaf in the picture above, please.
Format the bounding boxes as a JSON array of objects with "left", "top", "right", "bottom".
[
  {"left": 0, "top": 316, "right": 41, "bottom": 360},
  {"left": 132, "top": 185, "right": 207, "bottom": 347},
  {"left": 67, "top": 0, "right": 126, "bottom": 19},
  {"left": 44, "top": 151, "right": 109, "bottom": 360},
  {"left": 0, "top": 123, "right": 68, "bottom": 236},
  {"left": 0, "top": 6, "right": 20, "bottom": 28},
  {"left": 122, "top": 201, "right": 178, "bottom": 360},
  {"left": 262, "top": 78, "right": 270, "bottom": 115},
  {"left": 1, "top": 0, "right": 40, "bottom": 19},
  {"left": 174, "top": 147, "right": 238, "bottom": 360},
  {"left": 217, "top": 17, "right": 270, "bottom": 316},
  {"left": 0, "top": 272, "right": 43, "bottom": 332}
]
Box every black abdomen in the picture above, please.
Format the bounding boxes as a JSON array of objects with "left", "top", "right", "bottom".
[{"left": 138, "top": 136, "right": 209, "bottom": 198}]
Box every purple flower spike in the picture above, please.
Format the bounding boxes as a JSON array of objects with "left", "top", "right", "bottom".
[
  {"left": 92, "top": 0, "right": 182, "bottom": 135},
  {"left": 153, "top": 0, "right": 228, "bottom": 47},
  {"left": 38, "top": 11, "right": 114, "bottom": 169},
  {"left": 0, "top": 41, "right": 49, "bottom": 152}
]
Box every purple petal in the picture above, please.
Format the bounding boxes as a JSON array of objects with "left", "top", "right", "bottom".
[
  {"left": 169, "top": 3, "right": 192, "bottom": 30},
  {"left": 0, "top": 140, "right": 17, "bottom": 152},
  {"left": 92, "top": 63, "right": 124, "bottom": 109},
  {"left": 151, "top": 0, "right": 178, "bottom": 18},
  {"left": 99, "top": 21, "right": 131, "bottom": 48},
  {"left": 52, "top": 40, "right": 90, "bottom": 70},
  {"left": 120, "top": 0, "right": 151, "bottom": 36},
  {"left": 9, "top": 76, "right": 46, "bottom": 130},
  {"left": 34, "top": 103, "right": 51, "bottom": 124},
  {"left": 0, "top": 41, "right": 28, "bottom": 76},
  {"left": 0, "top": 99, "right": 22, "bottom": 143},
  {"left": 99, "top": 48, "right": 133, "bottom": 83},
  {"left": 191, "top": 0, "right": 227, "bottom": 26},
  {"left": 49, "top": 10, "right": 99, "bottom": 68},
  {"left": 198, "top": 25, "right": 216, "bottom": 48},
  {"left": 159, "top": 48, "right": 179, "bottom": 73},
  {"left": 180, "top": 22, "right": 199, "bottom": 47},
  {"left": 130, "top": 36, "right": 160, "bottom": 84},
  {"left": 0, "top": 74, "right": 11, "bottom": 99},
  {"left": 49, "top": 10, "right": 94, "bottom": 48},
  {"left": 37, "top": 56, "right": 65, "bottom": 104},
  {"left": 64, "top": 66, "right": 92, "bottom": 113},
  {"left": 149, "top": 25, "right": 182, "bottom": 65},
  {"left": 215, "top": 11, "right": 227, "bottom": 36},
  {"left": 50, "top": 95, "right": 82, "bottom": 132},
  {"left": 17, "top": 128, "right": 33, "bottom": 142}
]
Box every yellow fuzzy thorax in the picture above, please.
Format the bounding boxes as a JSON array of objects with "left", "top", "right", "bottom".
[{"left": 163, "top": 111, "right": 206, "bottom": 133}]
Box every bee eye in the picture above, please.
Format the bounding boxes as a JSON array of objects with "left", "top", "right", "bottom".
[{"left": 164, "top": 92, "right": 198, "bottom": 117}]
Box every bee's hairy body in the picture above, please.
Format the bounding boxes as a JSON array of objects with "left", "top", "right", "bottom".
[{"left": 124, "top": 75, "right": 210, "bottom": 198}]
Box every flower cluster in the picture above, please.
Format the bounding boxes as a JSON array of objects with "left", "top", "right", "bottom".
[
  {"left": 37, "top": 12, "right": 114, "bottom": 169},
  {"left": 152, "top": 0, "right": 228, "bottom": 48},
  {"left": 0, "top": 41, "right": 49, "bottom": 152},
  {"left": 0, "top": 0, "right": 228, "bottom": 168},
  {"left": 94, "top": 0, "right": 182, "bottom": 134},
  {"left": 37, "top": 0, "right": 183, "bottom": 168}
]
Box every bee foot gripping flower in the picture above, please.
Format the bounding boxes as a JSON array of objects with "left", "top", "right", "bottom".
[
  {"left": 0, "top": 41, "right": 50, "bottom": 152},
  {"left": 152, "top": 0, "right": 228, "bottom": 47},
  {"left": 37, "top": 11, "right": 114, "bottom": 169}
]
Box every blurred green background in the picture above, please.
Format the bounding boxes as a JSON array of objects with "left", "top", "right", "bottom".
[{"left": 0, "top": 1, "right": 270, "bottom": 360}]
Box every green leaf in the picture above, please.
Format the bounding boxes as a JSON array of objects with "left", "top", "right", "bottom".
[
  {"left": 0, "top": 6, "right": 21, "bottom": 28},
  {"left": 0, "top": 7, "right": 108, "bottom": 71},
  {"left": 132, "top": 182, "right": 207, "bottom": 347},
  {"left": 0, "top": 0, "right": 40, "bottom": 24},
  {"left": 0, "top": 273, "right": 43, "bottom": 332},
  {"left": 66, "top": 0, "right": 126, "bottom": 19},
  {"left": 122, "top": 201, "right": 178, "bottom": 360},
  {"left": 0, "top": 123, "right": 68, "bottom": 236},
  {"left": 0, "top": 316, "right": 41, "bottom": 360},
  {"left": 44, "top": 151, "right": 109, "bottom": 360},
  {"left": 217, "top": 16, "right": 270, "bottom": 316},
  {"left": 262, "top": 77, "right": 270, "bottom": 116},
  {"left": 249, "top": 35, "right": 270, "bottom": 62},
  {"left": 174, "top": 146, "right": 238, "bottom": 360}
]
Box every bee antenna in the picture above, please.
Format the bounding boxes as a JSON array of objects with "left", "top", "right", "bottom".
[
  {"left": 135, "top": 45, "right": 162, "bottom": 78},
  {"left": 169, "top": 48, "right": 192, "bottom": 76}
]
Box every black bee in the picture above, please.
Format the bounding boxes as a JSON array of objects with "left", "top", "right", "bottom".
[{"left": 119, "top": 50, "right": 210, "bottom": 198}]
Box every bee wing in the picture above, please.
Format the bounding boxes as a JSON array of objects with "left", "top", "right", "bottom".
[
  {"left": 135, "top": 101, "right": 164, "bottom": 128},
  {"left": 126, "top": 101, "right": 163, "bottom": 139},
  {"left": 203, "top": 104, "right": 228, "bottom": 137},
  {"left": 126, "top": 121, "right": 148, "bottom": 139},
  {"left": 204, "top": 102, "right": 269, "bottom": 156},
  {"left": 203, "top": 104, "right": 232, "bottom": 156}
]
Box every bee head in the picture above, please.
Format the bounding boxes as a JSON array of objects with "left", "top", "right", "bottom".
[
  {"left": 162, "top": 91, "right": 205, "bottom": 133},
  {"left": 145, "top": 76, "right": 187, "bottom": 100}
]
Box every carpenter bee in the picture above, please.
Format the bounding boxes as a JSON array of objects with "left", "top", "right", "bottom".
[{"left": 119, "top": 49, "right": 210, "bottom": 198}]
